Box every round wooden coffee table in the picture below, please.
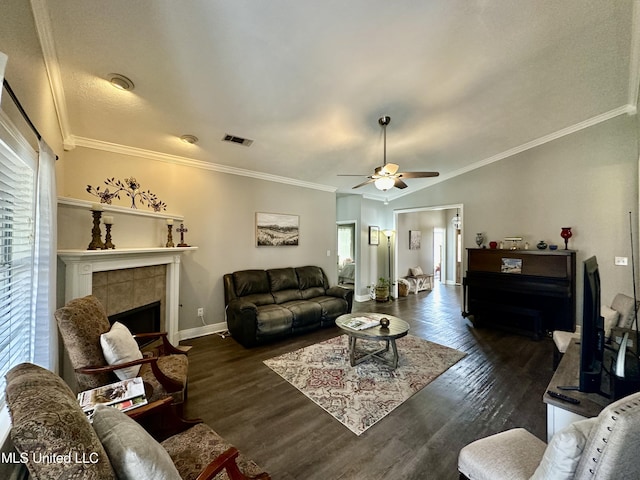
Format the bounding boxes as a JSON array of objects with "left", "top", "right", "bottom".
[{"left": 335, "top": 313, "right": 410, "bottom": 369}]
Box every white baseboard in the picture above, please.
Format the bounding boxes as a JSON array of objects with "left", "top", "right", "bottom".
[
  {"left": 354, "top": 293, "right": 372, "bottom": 302},
  {"left": 178, "top": 321, "right": 228, "bottom": 341}
]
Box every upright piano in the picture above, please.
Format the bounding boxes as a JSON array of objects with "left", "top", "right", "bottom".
[{"left": 463, "top": 248, "right": 576, "bottom": 338}]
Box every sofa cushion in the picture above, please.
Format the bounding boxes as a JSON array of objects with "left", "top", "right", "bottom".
[
  {"left": 296, "top": 266, "right": 326, "bottom": 290},
  {"left": 300, "top": 286, "right": 326, "bottom": 300},
  {"left": 282, "top": 300, "right": 322, "bottom": 328},
  {"left": 314, "top": 296, "right": 349, "bottom": 324},
  {"left": 256, "top": 304, "right": 294, "bottom": 336},
  {"left": 273, "top": 289, "right": 302, "bottom": 304},
  {"left": 162, "top": 423, "right": 267, "bottom": 480},
  {"left": 458, "top": 428, "right": 546, "bottom": 480},
  {"left": 233, "top": 270, "right": 270, "bottom": 297},
  {"left": 92, "top": 404, "right": 181, "bottom": 480},
  {"left": 6, "top": 363, "right": 116, "bottom": 480},
  {"left": 611, "top": 293, "right": 637, "bottom": 329},
  {"left": 602, "top": 305, "right": 619, "bottom": 339},
  {"left": 100, "top": 321, "right": 143, "bottom": 380},
  {"left": 241, "top": 292, "right": 276, "bottom": 307},
  {"left": 530, "top": 417, "right": 596, "bottom": 480},
  {"left": 410, "top": 266, "right": 424, "bottom": 276},
  {"left": 268, "top": 267, "right": 299, "bottom": 292}
]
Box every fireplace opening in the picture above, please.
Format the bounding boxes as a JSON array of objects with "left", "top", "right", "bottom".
[{"left": 109, "top": 301, "right": 161, "bottom": 348}]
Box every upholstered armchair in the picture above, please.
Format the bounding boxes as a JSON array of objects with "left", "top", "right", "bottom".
[
  {"left": 5, "top": 363, "right": 270, "bottom": 480},
  {"left": 458, "top": 390, "right": 640, "bottom": 479},
  {"left": 553, "top": 293, "right": 638, "bottom": 369},
  {"left": 55, "top": 295, "right": 188, "bottom": 404}
]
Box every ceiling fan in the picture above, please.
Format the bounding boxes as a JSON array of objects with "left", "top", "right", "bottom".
[{"left": 340, "top": 116, "right": 439, "bottom": 191}]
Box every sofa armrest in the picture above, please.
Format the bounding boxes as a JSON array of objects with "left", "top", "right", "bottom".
[
  {"left": 226, "top": 300, "right": 259, "bottom": 348},
  {"left": 326, "top": 285, "right": 352, "bottom": 300},
  {"left": 227, "top": 298, "right": 258, "bottom": 314},
  {"left": 326, "top": 286, "right": 354, "bottom": 313}
]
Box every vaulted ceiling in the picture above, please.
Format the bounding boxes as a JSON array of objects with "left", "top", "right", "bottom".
[{"left": 27, "top": 1, "right": 640, "bottom": 200}]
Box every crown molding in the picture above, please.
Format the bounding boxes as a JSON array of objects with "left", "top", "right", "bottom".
[
  {"left": 30, "top": 0, "right": 75, "bottom": 149},
  {"left": 72, "top": 136, "right": 337, "bottom": 193},
  {"left": 389, "top": 104, "right": 635, "bottom": 202},
  {"left": 628, "top": 1, "right": 640, "bottom": 108}
]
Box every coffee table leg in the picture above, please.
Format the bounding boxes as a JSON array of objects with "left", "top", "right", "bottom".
[
  {"left": 390, "top": 339, "right": 399, "bottom": 368},
  {"left": 349, "top": 336, "right": 357, "bottom": 367}
]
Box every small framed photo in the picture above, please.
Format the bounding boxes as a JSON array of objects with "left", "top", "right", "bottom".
[
  {"left": 501, "top": 258, "right": 522, "bottom": 274},
  {"left": 369, "top": 226, "right": 379, "bottom": 245},
  {"left": 409, "top": 230, "right": 421, "bottom": 250}
]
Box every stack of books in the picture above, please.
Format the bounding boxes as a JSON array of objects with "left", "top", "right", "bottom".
[{"left": 78, "top": 377, "right": 147, "bottom": 421}]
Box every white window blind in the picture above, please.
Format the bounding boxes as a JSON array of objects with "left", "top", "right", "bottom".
[{"left": 0, "top": 121, "right": 37, "bottom": 409}]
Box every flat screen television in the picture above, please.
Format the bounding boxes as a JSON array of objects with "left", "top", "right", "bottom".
[{"left": 579, "top": 256, "right": 605, "bottom": 393}]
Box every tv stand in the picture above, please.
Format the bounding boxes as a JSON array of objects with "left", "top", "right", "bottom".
[{"left": 544, "top": 339, "right": 609, "bottom": 441}]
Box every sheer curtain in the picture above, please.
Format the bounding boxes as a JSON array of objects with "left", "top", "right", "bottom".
[{"left": 33, "top": 139, "right": 57, "bottom": 370}]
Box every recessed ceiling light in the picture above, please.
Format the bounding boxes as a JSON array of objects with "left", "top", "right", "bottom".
[
  {"left": 108, "top": 73, "right": 134, "bottom": 91},
  {"left": 180, "top": 134, "right": 199, "bottom": 145}
]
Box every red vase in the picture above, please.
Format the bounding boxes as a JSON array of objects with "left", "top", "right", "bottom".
[{"left": 560, "top": 227, "right": 572, "bottom": 250}]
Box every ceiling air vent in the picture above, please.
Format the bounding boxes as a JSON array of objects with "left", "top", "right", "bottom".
[{"left": 222, "top": 134, "right": 253, "bottom": 147}]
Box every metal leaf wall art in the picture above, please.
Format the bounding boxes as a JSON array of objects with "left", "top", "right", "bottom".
[{"left": 86, "top": 177, "right": 167, "bottom": 211}]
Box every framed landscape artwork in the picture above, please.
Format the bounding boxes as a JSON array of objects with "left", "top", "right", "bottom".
[
  {"left": 369, "top": 226, "right": 379, "bottom": 245},
  {"left": 409, "top": 230, "right": 421, "bottom": 250},
  {"left": 256, "top": 212, "right": 299, "bottom": 246}
]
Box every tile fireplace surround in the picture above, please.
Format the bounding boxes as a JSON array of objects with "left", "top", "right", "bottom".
[{"left": 58, "top": 247, "right": 196, "bottom": 345}]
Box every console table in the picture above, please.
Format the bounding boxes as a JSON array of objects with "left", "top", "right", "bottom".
[
  {"left": 544, "top": 339, "right": 609, "bottom": 441},
  {"left": 463, "top": 248, "right": 576, "bottom": 338}
]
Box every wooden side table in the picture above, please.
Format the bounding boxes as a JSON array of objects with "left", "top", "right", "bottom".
[{"left": 543, "top": 339, "right": 609, "bottom": 441}]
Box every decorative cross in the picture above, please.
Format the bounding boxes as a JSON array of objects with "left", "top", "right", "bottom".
[{"left": 177, "top": 223, "right": 189, "bottom": 247}]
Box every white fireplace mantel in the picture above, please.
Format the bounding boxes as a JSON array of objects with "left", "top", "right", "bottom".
[{"left": 58, "top": 247, "right": 197, "bottom": 345}]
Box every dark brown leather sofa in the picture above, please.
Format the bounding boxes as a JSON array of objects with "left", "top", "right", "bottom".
[{"left": 223, "top": 266, "right": 353, "bottom": 347}]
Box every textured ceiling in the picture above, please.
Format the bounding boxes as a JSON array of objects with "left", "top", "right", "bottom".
[{"left": 35, "top": 0, "right": 638, "bottom": 199}]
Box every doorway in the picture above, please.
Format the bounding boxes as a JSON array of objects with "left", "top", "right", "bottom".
[
  {"left": 394, "top": 204, "right": 463, "bottom": 286},
  {"left": 433, "top": 228, "right": 444, "bottom": 283},
  {"left": 337, "top": 222, "right": 356, "bottom": 287}
]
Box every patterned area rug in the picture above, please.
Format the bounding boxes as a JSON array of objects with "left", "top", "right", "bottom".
[{"left": 263, "top": 334, "right": 466, "bottom": 435}]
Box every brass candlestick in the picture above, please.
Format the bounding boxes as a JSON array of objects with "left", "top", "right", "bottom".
[
  {"left": 103, "top": 224, "right": 115, "bottom": 249},
  {"left": 87, "top": 210, "right": 105, "bottom": 250},
  {"left": 166, "top": 224, "right": 175, "bottom": 248}
]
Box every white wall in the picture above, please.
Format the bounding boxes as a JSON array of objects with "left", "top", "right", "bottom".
[
  {"left": 391, "top": 113, "right": 639, "bottom": 321},
  {"left": 58, "top": 147, "right": 339, "bottom": 333}
]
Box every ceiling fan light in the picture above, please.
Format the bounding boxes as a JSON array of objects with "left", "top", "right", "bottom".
[{"left": 375, "top": 176, "right": 395, "bottom": 191}]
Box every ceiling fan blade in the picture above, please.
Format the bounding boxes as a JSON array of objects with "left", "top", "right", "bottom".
[
  {"left": 398, "top": 171, "right": 440, "bottom": 178},
  {"left": 352, "top": 178, "right": 376, "bottom": 189},
  {"left": 381, "top": 163, "right": 399, "bottom": 175},
  {"left": 394, "top": 178, "right": 408, "bottom": 189}
]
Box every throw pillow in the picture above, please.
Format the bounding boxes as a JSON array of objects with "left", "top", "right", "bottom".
[
  {"left": 601, "top": 306, "right": 619, "bottom": 340},
  {"left": 100, "top": 321, "right": 143, "bottom": 381},
  {"left": 92, "top": 404, "right": 181, "bottom": 480},
  {"left": 410, "top": 266, "right": 423, "bottom": 276},
  {"left": 530, "top": 417, "right": 597, "bottom": 480}
]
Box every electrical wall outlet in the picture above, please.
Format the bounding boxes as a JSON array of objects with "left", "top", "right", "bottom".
[
  {"left": 197, "top": 307, "right": 204, "bottom": 317},
  {"left": 615, "top": 256, "right": 628, "bottom": 266}
]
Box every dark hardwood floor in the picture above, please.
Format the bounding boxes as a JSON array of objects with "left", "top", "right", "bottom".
[{"left": 181, "top": 284, "right": 555, "bottom": 479}]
